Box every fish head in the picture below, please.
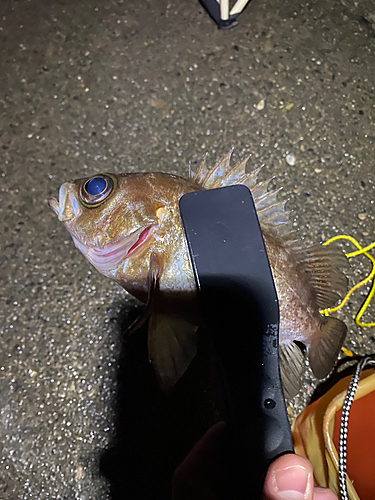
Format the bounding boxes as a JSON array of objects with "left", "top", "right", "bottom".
[{"left": 49, "top": 173, "right": 163, "bottom": 280}]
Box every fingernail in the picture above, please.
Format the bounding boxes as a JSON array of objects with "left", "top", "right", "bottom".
[{"left": 274, "top": 465, "right": 309, "bottom": 499}]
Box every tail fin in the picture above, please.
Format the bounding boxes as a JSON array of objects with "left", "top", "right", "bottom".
[{"left": 309, "top": 316, "right": 347, "bottom": 379}]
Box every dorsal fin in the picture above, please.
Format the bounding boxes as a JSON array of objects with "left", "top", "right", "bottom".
[
  {"left": 221, "top": 156, "right": 252, "bottom": 186},
  {"left": 191, "top": 151, "right": 295, "bottom": 244},
  {"left": 201, "top": 150, "right": 234, "bottom": 189},
  {"left": 296, "top": 244, "right": 348, "bottom": 308},
  {"left": 192, "top": 155, "right": 210, "bottom": 185}
]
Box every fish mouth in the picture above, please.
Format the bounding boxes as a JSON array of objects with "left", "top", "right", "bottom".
[
  {"left": 48, "top": 197, "right": 59, "bottom": 215},
  {"left": 72, "top": 225, "right": 156, "bottom": 274},
  {"left": 49, "top": 183, "right": 82, "bottom": 221}
]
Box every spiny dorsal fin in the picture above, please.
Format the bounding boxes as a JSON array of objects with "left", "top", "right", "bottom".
[
  {"left": 191, "top": 155, "right": 210, "bottom": 185},
  {"left": 191, "top": 151, "right": 295, "bottom": 244},
  {"left": 296, "top": 244, "right": 348, "bottom": 309},
  {"left": 191, "top": 150, "right": 246, "bottom": 188},
  {"left": 221, "top": 156, "right": 252, "bottom": 186},
  {"left": 201, "top": 150, "right": 233, "bottom": 189},
  {"left": 235, "top": 167, "right": 264, "bottom": 192}
]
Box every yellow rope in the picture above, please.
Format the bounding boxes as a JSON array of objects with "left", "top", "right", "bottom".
[
  {"left": 341, "top": 346, "right": 354, "bottom": 357},
  {"left": 319, "top": 235, "right": 375, "bottom": 327}
]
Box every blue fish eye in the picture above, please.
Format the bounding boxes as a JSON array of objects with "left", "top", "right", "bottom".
[
  {"left": 85, "top": 176, "right": 107, "bottom": 196},
  {"left": 80, "top": 174, "right": 115, "bottom": 207}
]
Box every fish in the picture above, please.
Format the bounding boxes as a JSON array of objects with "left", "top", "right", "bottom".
[{"left": 49, "top": 152, "right": 348, "bottom": 398}]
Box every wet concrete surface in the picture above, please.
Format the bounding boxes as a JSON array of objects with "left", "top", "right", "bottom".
[{"left": 1, "top": 0, "right": 375, "bottom": 498}]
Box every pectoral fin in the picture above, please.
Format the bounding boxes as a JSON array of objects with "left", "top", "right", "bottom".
[
  {"left": 148, "top": 312, "right": 198, "bottom": 390},
  {"left": 125, "top": 252, "right": 162, "bottom": 336},
  {"left": 279, "top": 342, "right": 305, "bottom": 399},
  {"left": 309, "top": 316, "right": 347, "bottom": 379},
  {"left": 135, "top": 252, "right": 198, "bottom": 389}
]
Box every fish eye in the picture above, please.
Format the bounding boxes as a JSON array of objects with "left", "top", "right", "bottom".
[{"left": 80, "top": 174, "right": 116, "bottom": 207}]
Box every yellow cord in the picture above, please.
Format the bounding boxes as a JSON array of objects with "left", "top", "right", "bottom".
[
  {"left": 319, "top": 235, "right": 375, "bottom": 327},
  {"left": 341, "top": 346, "right": 354, "bottom": 357}
]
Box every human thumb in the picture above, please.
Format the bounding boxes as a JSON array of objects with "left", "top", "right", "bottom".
[{"left": 262, "top": 453, "right": 331, "bottom": 500}]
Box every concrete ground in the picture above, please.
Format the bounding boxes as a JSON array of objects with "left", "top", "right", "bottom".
[{"left": 1, "top": 0, "right": 375, "bottom": 498}]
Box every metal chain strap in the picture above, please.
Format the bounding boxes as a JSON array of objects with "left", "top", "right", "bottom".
[{"left": 338, "top": 356, "right": 375, "bottom": 500}]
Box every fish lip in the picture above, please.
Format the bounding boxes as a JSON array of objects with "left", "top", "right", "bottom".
[
  {"left": 48, "top": 183, "right": 82, "bottom": 222},
  {"left": 72, "top": 224, "right": 156, "bottom": 273},
  {"left": 48, "top": 198, "right": 59, "bottom": 215}
]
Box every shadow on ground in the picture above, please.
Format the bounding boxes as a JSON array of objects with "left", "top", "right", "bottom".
[{"left": 100, "top": 307, "right": 225, "bottom": 500}]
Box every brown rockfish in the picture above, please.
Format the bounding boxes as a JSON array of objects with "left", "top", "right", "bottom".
[{"left": 49, "top": 152, "right": 347, "bottom": 398}]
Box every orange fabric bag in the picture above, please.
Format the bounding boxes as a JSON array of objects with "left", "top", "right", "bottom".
[{"left": 292, "top": 369, "right": 375, "bottom": 500}]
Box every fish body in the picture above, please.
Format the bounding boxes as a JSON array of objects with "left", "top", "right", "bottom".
[{"left": 49, "top": 153, "right": 347, "bottom": 397}]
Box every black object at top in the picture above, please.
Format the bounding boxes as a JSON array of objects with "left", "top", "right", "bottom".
[{"left": 179, "top": 185, "right": 294, "bottom": 499}]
